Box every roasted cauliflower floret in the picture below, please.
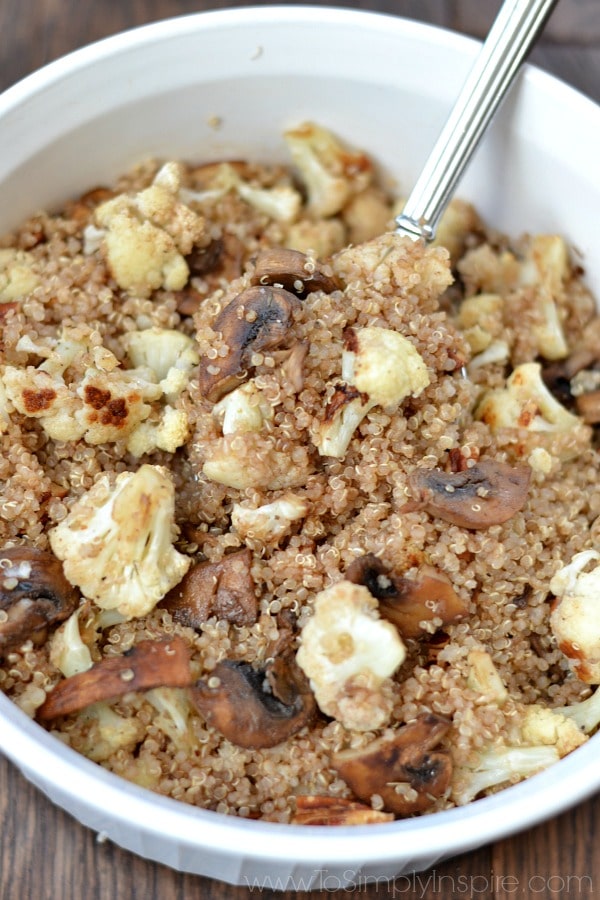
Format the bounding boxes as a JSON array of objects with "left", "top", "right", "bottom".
[
  {"left": 315, "top": 325, "right": 430, "bottom": 458},
  {"left": 2, "top": 327, "right": 118, "bottom": 442},
  {"left": 284, "top": 122, "right": 373, "bottom": 219},
  {"left": 285, "top": 218, "right": 347, "bottom": 257},
  {"left": 74, "top": 367, "right": 161, "bottom": 445},
  {"left": 466, "top": 649, "right": 508, "bottom": 705},
  {"left": 126, "top": 405, "right": 190, "bottom": 456},
  {"left": 0, "top": 248, "right": 39, "bottom": 301},
  {"left": 70, "top": 702, "right": 145, "bottom": 763},
  {"left": 182, "top": 162, "right": 302, "bottom": 224},
  {"left": 125, "top": 327, "right": 198, "bottom": 391},
  {"left": 520, "top": 705, "right": 587, "bottom": 756},
  {"left": 90, "top": 162, "right": 204, "bottom": 296},
  {"left": 456, "top": 293, "right": 504, "bottom": 355},
  {"left": 123, "top": 327, "right": 197, "bottom": 454},
  {"left": 517, "top": 234, "right": 569, "bottom": 361},
  {"left": 231, "top": 493, "right": 308, "bottom": 544},
  {"left": 452, "top": 743, "right": 560, "bottom": 805},
  {"left": 549, "top": 550, "right": 600, "bottom": 683},
  {"left": 296, "top": 580, "right": 406, "bottom": 731},
  {"left": 342, "top": 186, "right": 392, "bottom": 245},
  {"left": 556, "top": 686, "right": 600, "bottom": 734},
  {"left": 49, "top": 608, "right": 93, "bottom": 678},
  {"left": 476, "top": 362, "right": 579, "bottom": 432},
  {"left": 3, "top": 325, "right": 191, "bottom": 452},
  {"left": 2, "top": 365, "right": 80, "bottom": 442},
  {"left": 49, "top": 464, "right": 191, "bottom": 619},
  {"left": 212, "top": 380, "right": 274, "bottom": 435}
]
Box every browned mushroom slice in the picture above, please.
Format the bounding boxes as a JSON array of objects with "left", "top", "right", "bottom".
[
  {"left": 346, "top": 554, "right": 468, "bottom": 639},
  {"left": 189, "top": 159, "right": 255, "bottom": 187},
  {"left": 250, "top": 248, "right": 339, "bottom": 297},
  {"left": 191, "top": 653, "right": 317, "bottom": 749},
  {"left": 575, "top": 390, "right": 600, "bottom": 424},
  {"left": 161, "top": 548, "right": 257, "bottom": 628},
  {"left": 65, "top": 186, "right": 115, "bottom": 223},
  {"left": 400, "top": 458, "right": 531, "bottom": 529},
  {"left": 198, "top": 285, "right": 300, "bottom": 401},
  {"left": 292, "top": 796, "right": 394, "bottom": 825},
  {"left": 0, "top": 547, "right": 79, "bottom": 653},
  {"left": 37, "top": 637, "right": 192, "bottom": 720},
  {"left": 332, "top": 714, "right": 452, "bottom": 816}
]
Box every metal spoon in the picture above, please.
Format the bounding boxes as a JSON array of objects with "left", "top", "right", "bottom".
[{"left": 395, "top": 0, "right": 560, "bottom": 242}]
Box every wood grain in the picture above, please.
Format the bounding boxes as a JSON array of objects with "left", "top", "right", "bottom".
[{"left": 1, "top": 2, "right": 599, "bottom": 898}]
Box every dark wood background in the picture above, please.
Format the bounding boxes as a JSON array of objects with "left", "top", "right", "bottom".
[{"left": 1, "top": 2, "right": 599, "bottom": 898}]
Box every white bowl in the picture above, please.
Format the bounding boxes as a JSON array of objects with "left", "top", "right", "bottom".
[{"left": 1, "top": 6, "right": 600, "bottom": 889}]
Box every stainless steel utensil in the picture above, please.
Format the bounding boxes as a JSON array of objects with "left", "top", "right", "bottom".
[{"left": 395, "top": 0, "right": 560, "bottom": 242}]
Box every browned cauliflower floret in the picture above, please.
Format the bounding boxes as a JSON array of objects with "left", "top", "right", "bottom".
[
  {"left": 124, "top": 326, "right": 198, "bottom": 455},
  {"left": 549, "top": 550, "right": 600, "bottom": 684},
  {"left": 285, "top": 218, "right": 347, "bottom": 257},
  {"left": 2, "top": 325, "right": 194, "bottom": 453},
  {"left": 182, "top": 162, "right": 302, "bottom": 224},
  {"left": 343, "top": 186, "right": 393, "bottom": 245},
  {"left": 49, "top": 464, "right": 191, "bottom": 619},
  {"left": 2, "top": 332, "right": 161, "bottom": 445},
  {"left": 296, "top": 581, "right": 406, "bottom": 731},
  {"left": 2, "top": 365, "right": 80, "bottom": 441},
  {"left": 520, "top": 705, "right": 587, "bottom": 757},
  {"left": 284, "top": 122, "right": 373, "bottom": 219},
  {"left": 314, "top": 325, "right": 430, "bottom": 458},
  {"left": 513, "top": 234, "right": 569, "bottom": 361},
  {"left": 211, "top": 380, "right": 273, "bottom": 435},
  {"left": 475, "top": 361, "right": 589, "bottom": 461},
  {"left": 457, "top": 293, "right": 504, "bottom": 356},
  {"left": 89, "top": 162, "right": 205, "bottom": 296},
  {"left": 231, "top": 493, "right": 308, "bottom": 544},
  {"left": 0, "top": 248, "right": 39, "bottom": 301}
]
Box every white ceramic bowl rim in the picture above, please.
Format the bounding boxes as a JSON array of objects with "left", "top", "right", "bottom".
[{"left": 1, "top": 4, "right": 599, "bottom": 879}]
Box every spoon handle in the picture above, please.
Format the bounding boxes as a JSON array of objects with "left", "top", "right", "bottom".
[{"left": 395, "top": 0, "right": 560, "bottom": 241}]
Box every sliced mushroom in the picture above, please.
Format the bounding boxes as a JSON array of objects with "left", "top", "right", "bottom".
[
  {"left": 346, "top": 554, "right": 468, "bottom": 639},
  {"left": 0, "top": 547, "right": 80, "bottom": 653},
  {"left": 177, "top": 235, "right": 246, "bottom": 316},
  {"left": 332, "top": 714, "right": 452, "bottom": 816},
  {"left": 250, "top": 248, "right": 339, "bottom": 297},
  {"left": 191, "top": 653, "right": 317, "bottom": 749},
  {"left": 160, "top": 548, "right": 257, "bottom": 628},
  {"left": 575, "top": 390, "right": 600, "bottom": 424},
  {"left": 198, "top": 285, "right": 300, "bottom": 401},
  {"left": 292, "top": 796, "right": 394, "bottom": 825},
  {"left": 37, "top": 637, "right": 193, "bottom": 720},
  {"left": 400, "top": 458, "right": 531, "bottom": 529},
  {"left": 65, "top": 186, "right": 115, "bottom": 224}
]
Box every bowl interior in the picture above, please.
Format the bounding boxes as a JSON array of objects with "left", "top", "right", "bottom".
[{"left": 1, "top": 5, "right": 600, "bottom": 887}]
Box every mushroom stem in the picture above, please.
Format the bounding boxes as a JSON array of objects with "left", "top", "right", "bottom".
[
  {"left": 333, "top": 714, "right": 452, "bottom": 815},
  {"left": 37, "top": 637, "right": 192, "bottom": 720}
]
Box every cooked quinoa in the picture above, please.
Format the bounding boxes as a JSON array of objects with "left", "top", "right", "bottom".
[{"left": 1, "top": 122, "right": 600, "bottom": 823}]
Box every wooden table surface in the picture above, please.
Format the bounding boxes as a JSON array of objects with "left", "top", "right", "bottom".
[{"left": 1, "top": 2, "right": 599, "bottom": 898}]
